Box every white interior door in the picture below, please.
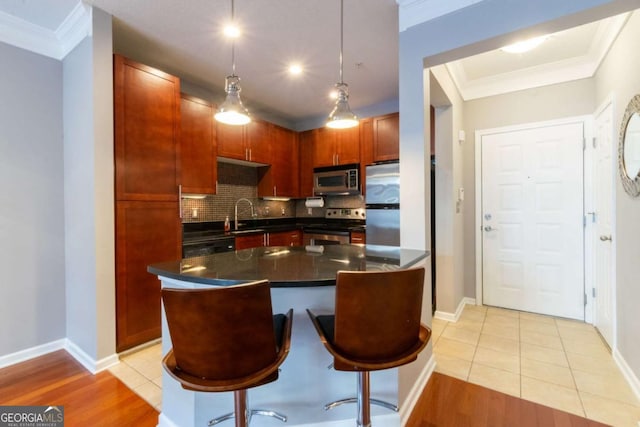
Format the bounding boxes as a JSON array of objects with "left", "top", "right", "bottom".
[
  {"left": 593, "top": 102, "right": 615, "bottom": 346},
  {"left": 481, "top": 122, "right": 585, "bottom": 320}
]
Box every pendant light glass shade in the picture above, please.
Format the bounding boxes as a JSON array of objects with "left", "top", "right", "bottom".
[
  {"left": 326, "top": 0, "right": 358, "bottom": 129},
  {"left": 215, "top": 75, "right": 251, "bottom": 125},
  {"left": 215, "top": 0, "right": 250, "bottom": 126},
  {"left": 327, "top": 83, "right": 358, "bottom": 129}
]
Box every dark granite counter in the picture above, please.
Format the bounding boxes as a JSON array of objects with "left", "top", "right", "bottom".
[{"left": 148, "top": 244, "right": 428, "bottom": 287}]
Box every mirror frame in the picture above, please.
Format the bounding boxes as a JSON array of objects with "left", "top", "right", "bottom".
[{"left": 618, "top": 94, "right": 640, "bottom": 197}]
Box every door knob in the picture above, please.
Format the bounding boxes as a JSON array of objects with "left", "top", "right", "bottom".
[
  {"left": 599, "top": 235, "right": 612, "bottom": 241},
  {"left": 484, "top": 226, "right": 498, "bottom": 232}
]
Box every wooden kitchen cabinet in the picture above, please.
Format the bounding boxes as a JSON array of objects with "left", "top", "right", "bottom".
[
  {"left": 298, "top": 130, "right": 314, "bottom": 197},
  {"left": 235, "top": 233, "right": 266, "bottom": 250},
  {"left": 267, "top": 230, "right": 302, "bottom": 247},
  {"left": 350, "top": 231, "right": 366, "bottom": 244},
  {"left": 114, "top": 54, "right": 182, "bottom": 351},
  {"left": 312, "top": 126, "right": 360, "bottom": 167},
  {"left": 180, "top": 94, "right": 217, "bottom": 194},
  {"left": 372, "top": 112, "right": 399, "bottom": 162},
  {"left": 115, "top": 201, "right": 181, "bottom": 352},
  {"left": 114, "top": 54, "right": 181, "bottom": 202},
  {"left": 217, "top": 119, "right": 270, "bottom": 163},
  {"left": 258, "top": 124, "right": 299, "bottom": 198}
]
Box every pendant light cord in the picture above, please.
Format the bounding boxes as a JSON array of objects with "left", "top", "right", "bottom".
[
  {"left": 231, "top": 0, "right": 236, "bottom": 76},
  {"left": 339, "top": 0, "right": 344, "bottom": 85}
]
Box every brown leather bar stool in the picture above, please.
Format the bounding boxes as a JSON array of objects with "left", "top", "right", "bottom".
[
  {"left": 162, "top": 280, "right": 293, "bottom": 427},
  {"left": 307, "top": 268, "right": 431, "bottom": 427}
]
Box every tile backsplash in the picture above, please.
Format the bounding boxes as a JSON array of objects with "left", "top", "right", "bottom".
[{"left": 181, "top": 162, "right": 365, "bottom": 223}]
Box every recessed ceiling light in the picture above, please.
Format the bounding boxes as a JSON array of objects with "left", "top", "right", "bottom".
[
  {"left": 288, "top": 64, "right": 303, "bottom": 75},
  {"left": 501, "top": 35, "right": 548, "bottom": 54},
  {"left": 223, "top": 24, "right": 240, "bottom": 38}
]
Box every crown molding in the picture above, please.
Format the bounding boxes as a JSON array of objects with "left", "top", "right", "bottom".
[
  {"left": 397, "top": 0, "right": 483, "bottom": 32},
  {"left": 0, "top": 1, "right": 91, "bottom": 60},
  {"left": 446, "top": 13, "right": 630, "bottom": 101}
]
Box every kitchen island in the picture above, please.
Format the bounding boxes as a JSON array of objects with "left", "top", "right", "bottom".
[{"left": 149, "top": 244, "right": 431, "bottom": 427}]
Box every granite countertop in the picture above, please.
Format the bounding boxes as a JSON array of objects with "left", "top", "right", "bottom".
[{"left": 148, "top": 244, "right": 429, "bottom": 287}]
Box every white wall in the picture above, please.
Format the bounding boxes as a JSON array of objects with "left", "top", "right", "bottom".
[
  {"left": 63, "top": 8, "right": 115, "bottom": 365},
  {"left": 594, "top": 10, "right": 640, "bottom": 380},
  {"left": 0, "top": 41, "right": 66, "bottom": 356}
]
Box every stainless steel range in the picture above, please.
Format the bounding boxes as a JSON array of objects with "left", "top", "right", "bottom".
[{"left": 303, "top": 208, "right": 366, "bottom": 246}]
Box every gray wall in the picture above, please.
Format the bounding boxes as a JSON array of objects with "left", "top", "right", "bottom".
[
  {"left": 594, "top": 10, "right": 640, "bottom": 380},
  {"left": 462, "top": 78, "right": 597, "bottom": 299},
  {"left": 63, "top": 8, "right": 115, "bottom": 362},
  {"left": 0, "top": 42, "right": 66, "bottom": 356}
]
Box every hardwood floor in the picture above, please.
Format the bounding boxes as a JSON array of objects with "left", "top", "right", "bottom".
[
  {"left": 0, "top": 351, "right": 610, "bottom": 426},
  {"left": 406, "top": 372, "right": 609, "bottom": 427},
  {"left": 0, "top": 350, "right": 158, "bottom": 427}
]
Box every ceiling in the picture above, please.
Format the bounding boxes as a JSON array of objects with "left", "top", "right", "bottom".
[{"left": 0, "top": 1, "right": 632, "bottom": 126}]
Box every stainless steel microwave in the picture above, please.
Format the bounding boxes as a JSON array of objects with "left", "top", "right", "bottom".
[{"left": 313, "top": 163, "right": 360, "bottom": 195}]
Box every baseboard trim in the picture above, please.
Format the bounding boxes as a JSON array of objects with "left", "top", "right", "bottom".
[
  {"left": 434, "top": 297, "right": 476, "bottom": 322},
  {"left": 65, "top": 339, "right": 119, "bottom": 374},
  {"left": 399, "top": 353, "right": 436, "bottom": 425},
  {"left": 613, "top": 348, "right": 640, "bottom": 401},
  {"left": 0, "top": 339, "right": 66, "bottom": 369}
]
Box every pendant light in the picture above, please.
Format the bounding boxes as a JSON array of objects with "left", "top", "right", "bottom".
[
  {"left": 326, "top": 0, "right": 358, "bottom": 129},
  {"left": 215, "top": 0, "right": 251, "bottom": 126}
]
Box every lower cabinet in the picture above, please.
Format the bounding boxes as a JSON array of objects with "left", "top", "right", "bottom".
[
  {"left": 235, "top": 233, "right": 266, "bottom": 250},
  {"left": 267, "top": 230, "right": 302, "bottom": 247},
  {"left": 235, "top": 230, "right": 302, "bottom": 250},
  {"left": 116, "top": 201, "right": 181, "bottom": 352},
  {"left": 350, "top": 231, "right": 366, "bottom": 244}
]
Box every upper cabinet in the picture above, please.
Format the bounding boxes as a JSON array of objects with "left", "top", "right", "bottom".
[
  {"left": 298, "top": 130, "right": 314, "bottom": 198},
  {"left": 217, "top": 119, "right": 270, "bottom": 164},
  {"left": 258, "top": 124, "right": 299, "bottom": 198},
  {"left": 114, "top": 54, "right": 181, "bottom": 201},
  {"left": 372, "top": 112, "right": 399, "bottom": 162},
  {"left": 312, "top": 126, "right": 360, "bottom": 167},
  {"left": 180, "top": 94, "right": 217, "bottom": 194}
]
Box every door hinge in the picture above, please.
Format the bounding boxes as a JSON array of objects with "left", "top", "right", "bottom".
[
  {"left": 592, "top": 137, "right": 597, "bottom": 149},
  {"left": 584, "top": 293, "right": 588, "bottom": 306},
  {"left": 592, "top": 287, "right": 597, "bottom": 298},
  {"left": 583, "top": 215, "right": 586, "bottom": 228},
  {"left": 583, "top": 138, "right": 586, "bottom": 151}
]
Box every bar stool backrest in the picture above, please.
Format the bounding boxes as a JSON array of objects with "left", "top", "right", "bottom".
[
  {"left": 162, "top": 281, "right": 277, "bottom": 381},
  {"left": 334, "top": 268, "right": 425, "bottom": 362}
]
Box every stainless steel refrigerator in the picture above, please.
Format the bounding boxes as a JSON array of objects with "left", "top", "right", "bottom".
[{"left": 365, "top": 161, "right": 400, "bottom": 246}]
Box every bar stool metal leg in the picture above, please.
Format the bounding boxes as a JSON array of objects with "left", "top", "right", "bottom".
[
  {"left": 357, "top": 372, "right": 371, "bottom": 427},
  {"left": 208, "top": 389, "right": 287, "bottom": 426}
]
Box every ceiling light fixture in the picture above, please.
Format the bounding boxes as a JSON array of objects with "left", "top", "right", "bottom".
[
  {"left": 288, "top": 64, "right": 303, "bottom": 75},
  {"left": 215, "top": 0, "right": 251, "bottom": 126},
  {"left": 326, "top": 0, "right": 358, "bottom": 129},
  {"left": 501, "top": 35, "right": 548, "bottom": 54}
]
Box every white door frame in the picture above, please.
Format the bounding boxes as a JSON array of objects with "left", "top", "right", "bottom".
[
  {"left": 475, "top": 115, "right": 594, "bottom": 322},
  {"left": 591, "top": 93, "right": 617, "bottom": 343}
]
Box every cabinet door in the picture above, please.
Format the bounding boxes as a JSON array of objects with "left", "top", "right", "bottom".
[
  {"left": 298, "top": 130, "right": 315, "bottom": 197},
  {"left": 313, "top": 127, "right": 337, "bottom": 167},
  {"left": 350, "top": 231, "right": 366, "bottom": 244},
  {"left": 335, "top": 125, "right": 360, "bottom": 165},
  {"left": 359, "top": 118, "right": 374, "bottom": 196},
  {"left": 246, "top": 120, "right": 271, "bottom": 164},
  {"left": 268, "top": 230, "right": 302, "bottom": 247},
  {"left": 114, "top": 54, "right": 181, "bottom": 201},
  {"left": 217, "top": 122, "right": 246, "bottom": 160},
  {"left": 116, "top": 201, "right": 181, "bottom": 352},
  {"left": 180, "top": 95, "right": 217, "bottom": 194},
  {"left": 373, "top": 112, "right": 399, "bottom": 162},
  {"left": 271, "top": 125, "right": 299, "bottom": 197},
  {"left": 235, "top": 234, "right": 265, "bottom": 250}
]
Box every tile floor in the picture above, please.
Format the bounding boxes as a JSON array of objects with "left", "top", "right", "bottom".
[
  {"left": 433, "top": 304, "right": 640, "bottom": 427},
  {"left": 109, "top": 305, "right": 640, "bottom": 426},
  {"left": 108, "top": 341, "right": 163, "bottom": 412}
]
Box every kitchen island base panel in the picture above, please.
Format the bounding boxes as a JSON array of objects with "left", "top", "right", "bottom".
[{"left": 158, "top": 280, "right": 401, "bottom": 427}]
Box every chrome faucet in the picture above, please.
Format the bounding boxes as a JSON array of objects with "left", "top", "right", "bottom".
[{"left": 234, "top": 198, "right": 255, "bottom": 230}]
